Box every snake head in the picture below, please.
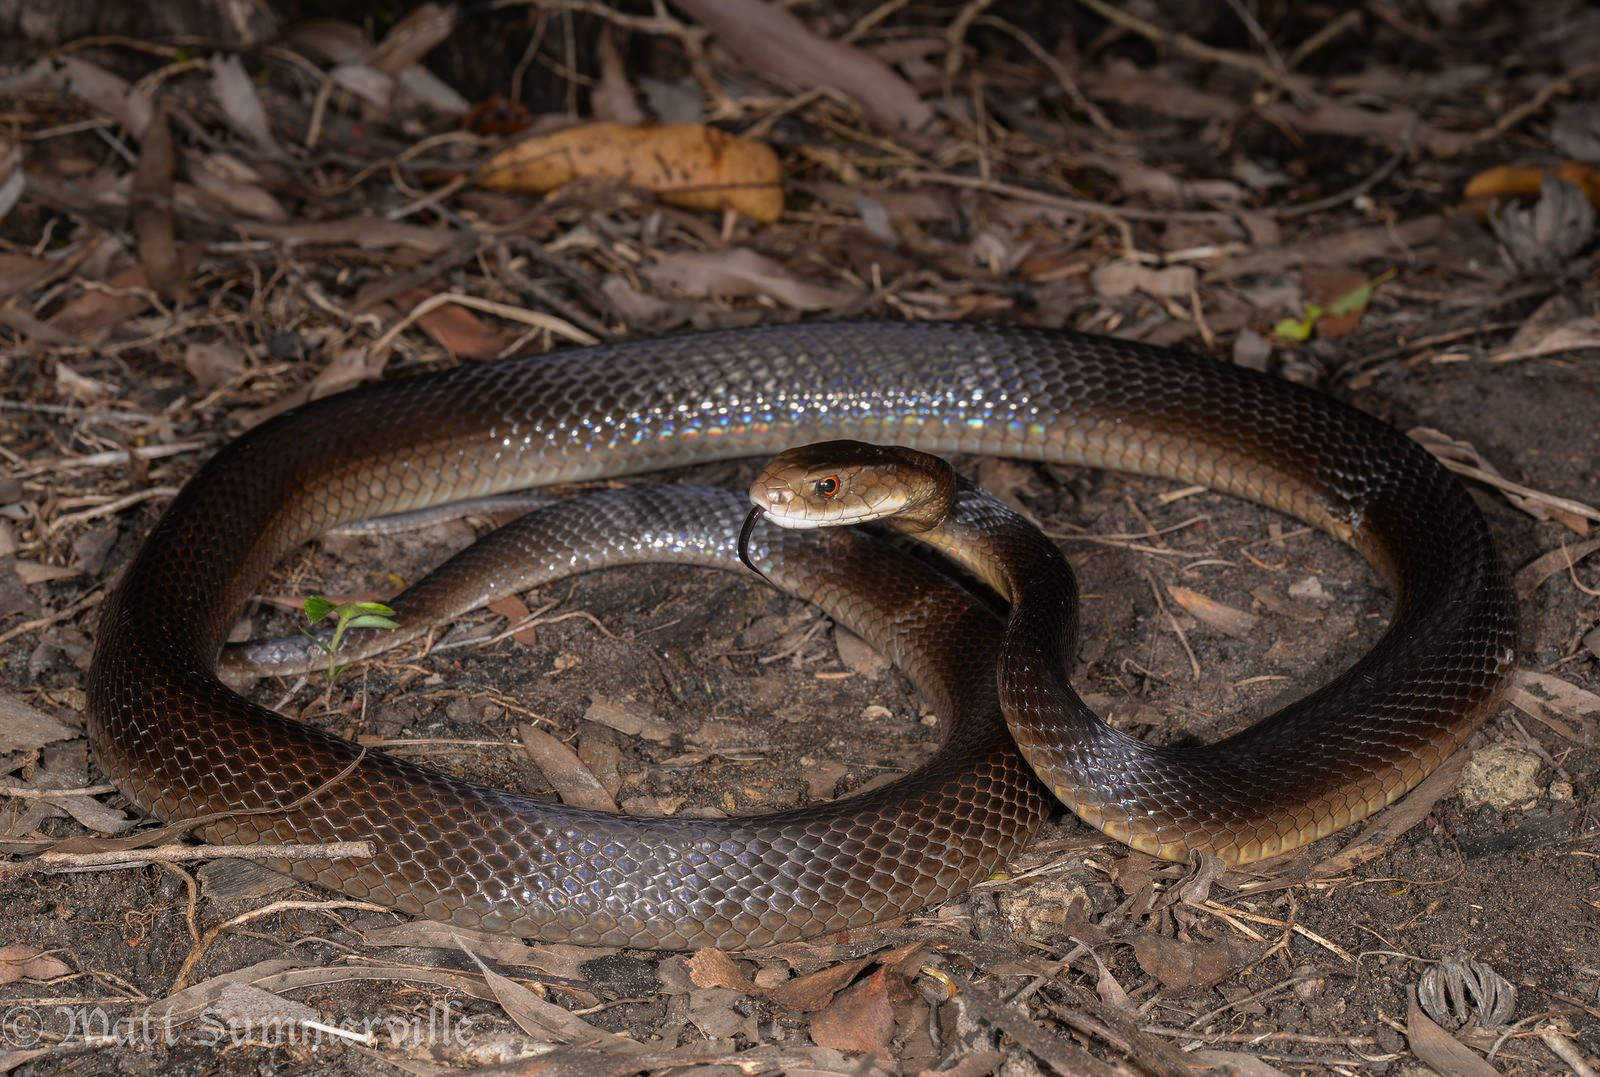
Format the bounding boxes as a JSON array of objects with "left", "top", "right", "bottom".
[{"left": 748, "top": 440, "right": 957, "bottom": 534}]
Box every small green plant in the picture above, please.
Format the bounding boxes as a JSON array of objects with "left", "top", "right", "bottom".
[
  {"left": 301, "top": 595, "right": 398, "bottom": 681},
  {"left": 1273, "top": 268, "right": 1396, "bottom": 342}
]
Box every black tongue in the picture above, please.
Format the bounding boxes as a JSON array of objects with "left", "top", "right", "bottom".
[{"left": 737, "top": 506, "right": 766, "bottom": 574}]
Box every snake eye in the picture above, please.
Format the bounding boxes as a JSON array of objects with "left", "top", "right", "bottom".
[{"left": 814, "top": 475, "right": 840, "bottom": 499}]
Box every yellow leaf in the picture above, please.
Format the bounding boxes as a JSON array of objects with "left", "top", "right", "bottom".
[{"left": 476, "top": 122, "right": 783, "bottom": 222}]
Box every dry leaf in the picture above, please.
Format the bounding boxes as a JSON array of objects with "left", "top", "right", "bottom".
[
  {"left": 184, "top": 341, "right": 246, "bottom": 389},
  {"left": 643, "top": 249, "right": 850, "bottom": 310},
  {"left": 518, "top": 723, "right": 617, "bottom": 812},
  {"left": 370, "top": 2, "right": 457, "bottom": 74},
  {"left": 0, "top": 135, "right": 22, "bottom": 226},
  {"left": 455, "top": 938, "right": 635, "bottom": 1051},
  {"left": 1131, "top": 935, "right": 1250, "bottom": 990},
  {"left": 1491, "top": 315, "right": 1600, "bottom": 363},
  {"left": 583, "top": 697, "right": 674, "bottom": 743},
  {"left": 477, "top": 122, "right": 783, "bottom": 222},
  {"left": 1514, "top": 537, "right": 1600, "bottom": 597},
  {"left": 1091, "top": 261, "right": 1197, "bottom": 299},
  {"left": 187, "top": 153, "right": 289, "bottom": 221},
  {"left": 209, "top": 55, "right": 281, "bottom": 156},
  {"left": 1166, "top": 586, "right": 1259, "bottom": 640},
  {"left": 0, "top": 945, "right": 71, "bottom": 984},
  {"left": 1463, "top": 160, "right": 1600, "bottom": 211},
  {"left": 593, "top": 27, "right": 644, "bottom": 125},
  {"left": 131, "top": 107, "right": 186, "bottom": 302},
  {"left": 395, "top": 290, "right": 521, "bottom": 359},
  {"left": 808, "top": 966, "right": 895, "bottom": 1057},
  {"left": 0, "top": 694, "right": 77, "bottom": 754},
  {"left": 1405, "top": 994, "right": 1500, "bottom": 1077},
  {"left": 674, "top": 0, "right": 933, "bottom": 134},
  {"left": 687, "top": 948, "right": 758, "bottom": 993},
  {"left": 1506, "top": 670, "right": 1600, "bottom": 747},
  {"left": 1412, "top": 426, "right": 1597, "bottom": 534},
  {"left": 1490, "top": 177, "right": 1596, "bottom": 273},
  {"left": 486, "top": 595, "right": 536, "bottom": 645},
  {"left": 143, "top": 957, "right": 303, "bottom": 1025}
]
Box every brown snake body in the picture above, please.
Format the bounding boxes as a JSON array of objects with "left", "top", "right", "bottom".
[{"left": 87, "top": 321, "right": 1516, "bottom": 948}]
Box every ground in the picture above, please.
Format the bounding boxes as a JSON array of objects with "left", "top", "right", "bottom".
[{"left": 0, "top": 2, "right": 1597, "bottom": 1074}]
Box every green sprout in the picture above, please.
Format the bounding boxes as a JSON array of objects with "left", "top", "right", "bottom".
[
  {"left": 1273, "top": 268, "right": 1396, "bottom": 342},
  {"left": 300, "top": 595, "right": 398, "bottom": 681}
]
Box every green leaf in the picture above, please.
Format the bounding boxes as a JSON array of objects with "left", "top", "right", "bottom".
[
  {"left": 346, "top": 601, "right": 397, "bottom": 618},
  {"left": 345, "top": 614, "right": 400, "bottom": 631},
  {"left": 304, "top": 595, "right": 336, "bottom": 624},
  {"left": 1327, "top": 267, "right": 1395, "bottom": 317},
  {"left": 1272, "top": 307, "right": 1320, "bottom": 342}
]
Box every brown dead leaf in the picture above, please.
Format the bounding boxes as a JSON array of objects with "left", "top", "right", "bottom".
[
  {"left": 518, "top": 723, "right": 618, "bottom": 812},
  {"left": 1301, "top": 268, "right": 1368, "bottom": 338},
  {"left": 593, "top": 27, "right": 644, "bottom": 126},
  {"left": 1515, "top": 537, "right": 1600, "bottom": 597},
  {"left": 1491, "top": 315, "right": 1600, "bottom": 363},
  {"left": 184, "top": 341, "right": 246, "bottom": 389},
  {"left": 1406, "top": 994, "right": 1500, "bottom": 1077},
  {"left": 393, "top": 289, "right": 522, "bottom": 359},
  {"left": 1412, "top": 426, "right": 1596, "bottom": 534},
  {"left": 485, "top": 595, "right": 537, "bottom": 645},
  {"left": 49, "top": 248, "right": 201, "bottom": 341},
  {"left": 766, "top": 941, "right": 924, "bottom": 1013},
  {"left": 1131, "top": 934, "right": 1251, "bottom": 990},
  {"left": 209, "top": 55, "right": 281, "bottom": 157},
  {"left": 0, "top": 693, "right": 78, "bottom": 754},
  {"left": 687, "top": 948, "right": 758, "bottom": 993},
  {"left": 370, "top": 2, "right": 457, "bottom": 75},
  {"left": 186, "top": 153, "right": 289, "bottom": 221},
  {"left": 1091, "top": 261, "right": 1197, "bottom": 299},
  {"left": 643, "top": 249, "right": 850, "bottom": 310},
  {"left": 1506, "top": 670, "right": 1600, "bottom": 747},
  {"left": 307, "top": 346, "right": 388, "bottom": 401},
  {"left": 455, "top": 938, "right": 636, "bottom": 1051},
  {"left": 477, "top": 122, "right": 782, "bottom": 222},
  {"left": 808, "top": 966, "right": 895, "bottom": 1057},
  {"left": 674, "top": 0, "right": 933, "bottom": 134},
  {"left": 0, "top": 945, "right": 71, "bottom": 984},
  {"left": 131, "top": 107, "right": 186, "bottom": 302},
  {"left": 5, "top": 56, "right": 154, "bottom": 138},
  {"left": 1167, "top": 585, "right": 1259, "bottom": 640},
  {"left": 584, "top": 697, "right": 674, "bottom": 744}
]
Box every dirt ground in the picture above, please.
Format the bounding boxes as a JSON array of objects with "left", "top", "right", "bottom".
[{"left": 0, "top": 1, "right": 1598, "bottom": 1074}]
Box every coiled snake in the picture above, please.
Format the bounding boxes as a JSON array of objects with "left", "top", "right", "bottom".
[{"left": 86, "top": 321, "right": 1516, "bottom": 949}]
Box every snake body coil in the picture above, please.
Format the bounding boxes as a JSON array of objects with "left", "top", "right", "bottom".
[{"left": 87, "top": 321, "right": 1515, "bottom": 948}]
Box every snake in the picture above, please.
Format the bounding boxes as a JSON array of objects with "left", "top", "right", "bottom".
[{"left": 86, "top": 320, "right": 1517, "bottom": 949}]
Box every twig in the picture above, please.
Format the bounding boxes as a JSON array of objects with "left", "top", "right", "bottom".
[
  {"left": 0, "top": 784, "right": 118, "bottom": 799},
  {"left": 172, "top": 898, "right": 389, "bottom": 991},
  {"left": 1145, "top": 570, "right": 1200, "bottom": 681},
  {"left": 1, "top": 841, "right": 374, "bottom": 882},
  {"left": 1071, "top": 0, "right": 1318, "bottom": 104},
  {"left": 975, "top": 15, "right": 1117, "bottom": 134},
  {"left": 368, "top": 290, "right": 598, "bottom": 360},
  {"left": 1459, "top": 60, "right": 1600, "bottom": 153},
  {"left": 1139, "top": 1026, "right": 1376, "bottom": 1046}
]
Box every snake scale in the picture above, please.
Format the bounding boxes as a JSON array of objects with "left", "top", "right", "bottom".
[{"left": 86, "top": 321, "right": 1516, "bottom": 949}]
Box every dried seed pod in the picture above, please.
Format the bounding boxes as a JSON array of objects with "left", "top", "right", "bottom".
[{"left": 1418, "top": 951, "right": 1516, "bottom": 1029}]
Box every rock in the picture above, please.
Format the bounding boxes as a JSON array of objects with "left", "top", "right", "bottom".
[{"left": 1458, "top": 742, "right": 1542, "bottom": 810}]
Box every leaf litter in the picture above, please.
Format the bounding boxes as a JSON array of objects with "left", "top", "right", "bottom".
[{"left": 0, "top": 1, "right": 1597, "bottom": 1073}]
